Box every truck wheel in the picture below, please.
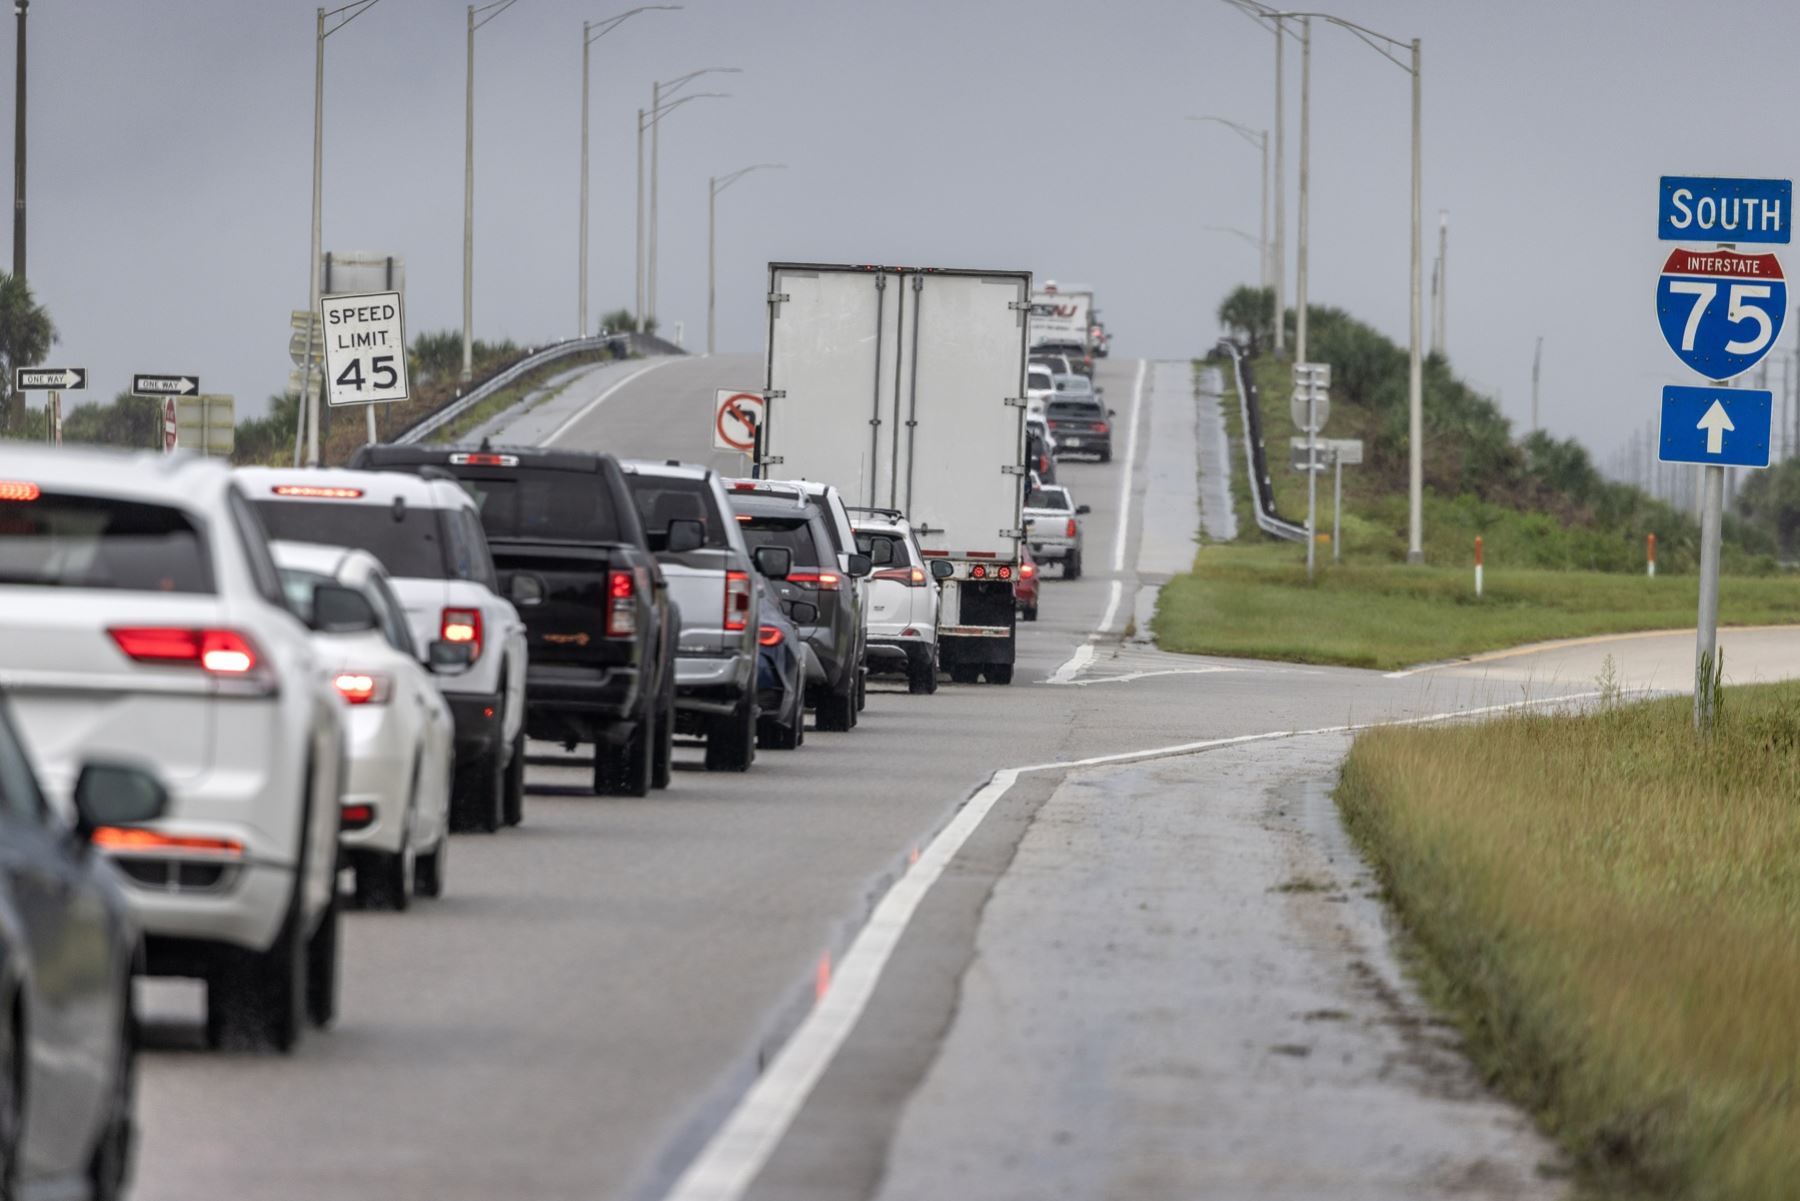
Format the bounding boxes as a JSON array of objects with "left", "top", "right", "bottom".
[
  {"left": 706, "top": 695, "right": 757, "bottom": 771},
  {"left": 1098, "top": 448, "right": 1112, "bottom": 463},
  {"left": 1064, "top": 551, "right": 1083, "bottom": 580},
  {"left": 451, "top": 748, "right": 504, "bottom": 833},
  {"left": 758, "top": 710, "right": 802, "bottom": 750},
  {"left": 87, "top": 983, "right": 135, "bottom": 1201},
  {"left": 856, "top": 667, "right": 868, "bottom": 712},
  {"left": 651, "top": 676, "right": 676, "bottom": 789},
  {"left": 596, "top": 713, "right": 654, "bottom": 797},
  {"left": 985, "top": 664, "right": 1015, "bottom": 686},
  {"left": 207, "top": 921, "right": 304, "bottom": 1053},
  {"left": 907, "top": 650, "right": 938, "bottom": 695},
  {"left": 503, "top": 729, "right": 526, "bottom": 827},
  {"left": 1020, "top": 603, "right": 1038, "bottom": 623},
  {"left": 415, "top": 834, "right": 448, "bottom": 899},
  {"left": 949, "top": 665, "right": 981, "bottom": 685},
  {"left": 305, "top": 895, "right": 340, "bottom": 1029},
  {"left": 815, "top": 676, "right": 855, "bottom": 731}
]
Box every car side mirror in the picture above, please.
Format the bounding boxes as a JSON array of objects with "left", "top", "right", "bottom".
[
  {"left": 867, "top": 540, "right": 895, "bottom": 566},
  {"left": 845, "top": 552, "right": 872, "bottom": 579},
  {"left": 429, "top": 640, "right": 475, "bottom": 674},
  {"left": 311, "top": 583, "right": 378, "bottom": 634},
  {"left": 665, "top": 518, "right": 705, "bottom": 554},
  {"left": 929, "top": 559, "right": 955, "bottom": 581},
  {"left": 509, "top": 573, "right": 545, "bottom": 607},
  {"left": 787, "top": 600, "right": 819, "bottom": 626},
  {"left": 752, "top": 545, "right": 792, "bottom": 579},
  {"left": 73, "top": 761, "right": 167, "bottom": 843},
  {"left": 1076, "top": 504, "right": 1091, "bottom": 515},
  {"left": 1107, "top": 408, "right": 1116, "bottom": 417}
]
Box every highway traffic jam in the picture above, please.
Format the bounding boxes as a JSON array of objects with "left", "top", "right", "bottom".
[{"left": 0, "top": 267, "right": 1111, "bottom": 1197}]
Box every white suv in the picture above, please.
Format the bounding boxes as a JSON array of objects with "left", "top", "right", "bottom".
[
  {"left": 851, "top": 509, "right": 945, "bottom": 695},
  {"left": 0, "top": 447, "right": 345, "bottom": 1052},
  {"left": 240, "top": 466, "right": 528, "bottom": 833}
]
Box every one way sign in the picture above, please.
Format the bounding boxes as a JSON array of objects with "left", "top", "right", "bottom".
[
  {"left": 14, "top": 367, "right": 85, "bottom": 390},
  {"left": 1659, "top": 385, "right": 1771, "bottom": 468},
  {"left": 132, "top": 374, "right": 200, "bottom": 397}
]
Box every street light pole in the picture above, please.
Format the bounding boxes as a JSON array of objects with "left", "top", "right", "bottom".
[
  {"left": 1187, "top": 116, "right": 1269, "bottom": 291},
  {"left": 1407, "top": 36, "right": 1423, "bottom": 562},
  {"left": 577, "top": 8, "right": 679, "bottom": 340},
  {"left": 635, "top": 86, "right": 731, "bottom": 333},
  {"left": 708, "top": 163, "right": 786, "bottom": 355},
  {"left": 1295, "top": 14, "right": 1311, "bottom": 364},
  {"left": 648, "top": 67, "right": 740, "bottom": 330},
  {"left": 1272, "top": 15, "right": 1285, "bottom": 353},
  {"left": 12, "top": 0, "right": 25, "bottom": 282},
  {"left": 463, "top": 0, "right": 522, "bottom": 382}
]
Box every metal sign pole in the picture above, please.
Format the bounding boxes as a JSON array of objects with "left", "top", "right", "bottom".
[
  {"left": 1332, "top": 454, "right": 1342, "bottom": 563},
  {"left": 1305, "top": 382, "right": 1317, "bottom": 582},
  {"left": 1695, "top": 462, "right": 1724, "bottom": 729}
]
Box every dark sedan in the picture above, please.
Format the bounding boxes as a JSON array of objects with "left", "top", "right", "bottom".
[{"left": 0, "top": 693, "right": 166, "bottom": 1200}]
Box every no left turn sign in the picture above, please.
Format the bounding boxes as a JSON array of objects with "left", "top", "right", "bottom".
[{"left": 713, "top": 389, "right": 765, "bottom": 454}]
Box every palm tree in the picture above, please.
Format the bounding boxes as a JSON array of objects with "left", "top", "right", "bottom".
[{"left": 0, "top": 272, "right": 56, "bottom": 434}]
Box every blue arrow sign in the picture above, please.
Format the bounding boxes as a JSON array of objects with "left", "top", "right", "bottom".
[
  {"left": 1659, "top": 386, "right": 1771, "bottom": 467},
  {"left": 1659, "top": 176, "right": 1791, "bottom": 244}
]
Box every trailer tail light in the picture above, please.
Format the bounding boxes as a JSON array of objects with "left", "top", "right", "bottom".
[
  {"left": 448, "top": 452, "right": 519, "bottom": 467},
  {"left": 606, "top": 570, "right": 637, "bottom": 637},
  {"left": 441, "top": 608, "right": 483, "bottom": 661},
  {"left": 970, "top": 564, "right": 987, "bottom": 579},
  {"left": 873, "top": 567, "right": 927, "bottom": 586},
  {"left": 758, "top": 625, "right": 784, "bottom": 647},
  {"left": 788, "top": 570, "right": 840, "bottom": 591},
  {"left": 724, "top": 570, "right": 752, "bottom": 631},
  {"left": 109, "top": 628, "right": 262, "bottom": 675},
  {"left": 332, "top": 672, "right": 392, "bottom": 705},
  {"left": 997, "top": 565, "right": 1013, "bottom": 580},
  {"left": 0, "top": 481, "right": 40, "bottom": 502},
  {"left": 1066, "top": 518, "right": 1078, "bottom": 538},
  {"left": 340, "top": 803, "right": 377, "bottom": 831}
]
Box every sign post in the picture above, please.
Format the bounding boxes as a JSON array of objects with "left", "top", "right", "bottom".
[
  {"left": 712, "top": 389, "right": 766, "bottom": 462},
  {"left": 1292, "top": 363, "right": 1330, "bottom": 581},
  {"left": 162, "top": 397, "right": 178, "bottom": 453},
  {"left": 321, "top": 291, "right": 409, "bottom": 449},
  {"left": 1656, "top": 174, "right": 1789, "bottom": 728}
]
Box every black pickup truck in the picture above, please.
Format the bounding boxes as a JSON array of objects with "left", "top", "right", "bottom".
[{"left": 351, "top": 445, "right": 680, "bottom": 796}]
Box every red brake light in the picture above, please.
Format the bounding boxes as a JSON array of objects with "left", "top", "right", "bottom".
[
  {"left": 1021, "top": 562, "right": 1036, "bottom": 578},
  {"left": 788, "top": 571, "right": 840, "bottom": 591},
  {"left": 725, "top": 570, "right": 752, "bottom": 632},
  {"left": 758, "top": 625, "right": 784, "bottom": 647},
  {"left": 0, "top": 481, "right": 41, "bottom": 501},
  {"left": 998, "top": 565, "right": 1013, "bottom": 580},
  {"left": 271, "top": 484, "right": 362, "bottom": 499},
  {"left": 1092, "top": 422, "right": 1109, "bottom": 433},
  {"left": 872, "top": 567, "right": 927, "bottom": 587},
  {"left": 606, "top": 570, "right": 637, "bottom": 637},
  {"left": 971, "top": 564, "right": 987, "bottom": 579},
  {"left": 1066, "top": 518, "right": 1078, "bottom": 538},
  {"left": 441, "top": 608, "right": 483, "bottom": 661},
  {"left": 109, "top": 627, "right": 261, "bottom": 675},
  {"left": 340, "top": 803, "right": 376, "bottom": 830},
  {"left": 92, "top": 828, "right": 243, "bottom": 856},
  {"left": 332, "top": 672, "right": 391, "bottom": 705},
  {"left": 448, "top": 452, "right": 519, "bottom": 467}
]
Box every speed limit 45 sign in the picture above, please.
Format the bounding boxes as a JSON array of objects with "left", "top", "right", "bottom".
[{"left": 322, "top": 290, "right": 410, "bottom": 406}]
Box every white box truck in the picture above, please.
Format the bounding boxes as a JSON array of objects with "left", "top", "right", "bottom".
[
  {"left": 1028, "top": 283, "right": 1094, "bottom": 354},
  {"left": 763, "top": 262, "right": 1030, "bottom": 685}
]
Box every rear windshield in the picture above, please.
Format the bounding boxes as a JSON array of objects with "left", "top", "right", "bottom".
[
  {"left": 1047, "top": 401, "right": 1103, "bottom": 420},
  {"left": 254, "top": 499, "right": 450, "bottom": 580},
  {"left": 738, "top": 515, "right": 821, "bottom": 567},
  {"left": 1026, "top": 488, "right": 1071, "bottom": 510},
  {"left": 1027, "top": 370, "right": 1054, "bottom": 391},
  {"left": 854, "top": 529, "right": 914, "bottom": 568},
  {"left": 459, "top": 473, "right": 624, "bottom": 543},
  {"left": 0, "top": 492, "right": 212, "bottom": 592},
  {"left": 1053, "top": 376, "right": 1091, "bottom": 393},
  {"left": 625, "top": 475, "right": 729, "bottom": 549}
]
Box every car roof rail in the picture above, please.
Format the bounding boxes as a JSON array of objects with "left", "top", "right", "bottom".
[{"left": 846, "top": 505, "right": 905, "bottom": 520}]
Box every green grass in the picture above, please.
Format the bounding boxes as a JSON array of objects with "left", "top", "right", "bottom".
[
  {"left": 1337, "top": 684, "right": 1800, "bottom": 1199},
  {"left": 1152, "top": 543, "right": 1800, "bottom": 670},
  {"left": 433, "top": 349, "right": 626, "bottom": 444},
  {"left": 1197, "top": 357, "right": 1259, "bottom": 541}
]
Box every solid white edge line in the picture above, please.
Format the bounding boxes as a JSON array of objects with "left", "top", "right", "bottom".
[
  {"left": 1046, "top": 642, "right": 1093, "bottom": 685},
  {"left": 661, "top": 671, "right": 1617, "bottom": 1201},
  {"left": 540, "top": 357, "right": 676, "bottom": 447}
]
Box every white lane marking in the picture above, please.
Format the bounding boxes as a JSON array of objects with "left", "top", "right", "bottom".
[
  {"left": 1045, "top": 358, "right": 1149, "bottom": 683},
  {"left": 1058, "top": 666, "right": 1241, "bottom": 687},
  {"left": 662, "top": 685, "right": 1615, "bottom": 1201},
  {"left": 540, "top": 357, "right": 676, "bottom": 447}
]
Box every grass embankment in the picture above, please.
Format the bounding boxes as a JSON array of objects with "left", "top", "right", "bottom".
[
  {"left": 1152, "top": 543, "right": 1800, "bottom": 670},
  {"left": 1196, "top": 358, "right": 1258, "bottom": 540},
  {"left": 1338, "top": 685, "right": 1800, "bottom": 1199}
]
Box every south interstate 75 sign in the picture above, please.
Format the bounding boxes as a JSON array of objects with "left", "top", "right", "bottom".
[{"left": 1655, "top": 248, "right": 1785, "bottom": 380}]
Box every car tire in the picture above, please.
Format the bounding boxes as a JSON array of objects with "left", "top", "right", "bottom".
[
  {"left": 705, "top": 694, "right": 757, "bottom": 771},
  {"left": 87, "top": 982, "right": 135, "bottom": 1201},
  {"left": 949, "top": 665, "right": 981, "bottom": 685},
  {"left": 0, "top": 1001, "right": 23, "bottom": 1200},
  {"left": 354, "top": 843, "right": 412, "bottom": 913},
  {"left": 451, "top": 747, "right": 504, "bottom": 834},
  {"left": 208, "top": 915, "right": 305, "bottom": 1053},
  {"left": 502, "top": 729, "right": 526, "bottom": 827},
  {"left": 651, "top": 674, "right": 676, "bottom": 790},
  {"left": 985, "top": 663, "right": 1015, "bottom": 686},
  {"left": 855, "top": 666, "right": 868, "bottom": 712},
  {"left": 1020, "top": 603, "right": 1038, "bottom": 623},
  {"left": 305, "top": 895, "right": 340, "bottom": 1030},
  {"left": 907, "top": 650, "right": 938, "bottom": 695},
  {"left": 815, "top": 675, "right": 855, "bottom": 731},
  {"left": 1098, "top": 448, "right": 1112, "bottom": 463},
  {"left": 415, "top": 835, "right": 448, "bottom": 899},
  {"left": 1064, "top": 550, "right": 1083, "bottom": 580},
  {"left": 596, "top": 713, "right": 654, "bottom": 797}
]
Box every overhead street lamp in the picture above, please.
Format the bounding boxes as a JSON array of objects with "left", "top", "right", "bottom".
[
  {"left": 1227, "top": 0, "right": 1426, "bottom": 564},
  {"left": 578, "top": 7, "right": 679, "bottom": 341},
  {"left": 636, "top": 90, "right": 729, "bottom": 332},
  {"left": 300, "top": 0, "right": 391, "bottom": 467},
  {"left": 1224, "top": 0, "right": 1288, "bottom": 357},
  {"left": 1189, "top": 116, "right": 1270, "bottom": 291},
  {"left": 648, "top": 67, "right": 741, "bottom": 329},
  {"left": 708, "top": 163, "right": 786, "bottom": 355},
  {"left": 463, "top": 0, "right": 521, "bottom": 383}
]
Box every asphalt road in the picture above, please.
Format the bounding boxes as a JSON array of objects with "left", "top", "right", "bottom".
[{"left": 130, "top": 353, "right": 1689, "bottom": 1201}]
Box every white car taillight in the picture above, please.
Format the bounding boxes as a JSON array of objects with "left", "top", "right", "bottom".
[{"left": 724, "top": 570, "right": 752, "bottom": 632}]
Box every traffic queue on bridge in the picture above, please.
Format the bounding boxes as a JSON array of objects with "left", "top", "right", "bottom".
[{"left": 0, "top": 263, "right": 1107, "bottom": 1197}]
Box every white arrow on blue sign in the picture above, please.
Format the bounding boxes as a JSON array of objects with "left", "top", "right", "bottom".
[
  {"left": 1658, "top": 176, "right": 1791, "bottom": 244},
  {"left": 1658, "top": 385, "right": 1771, "bottom": 468},
  {"left": 1655, "top": 248, "right": 1786, "bottom": 380}
]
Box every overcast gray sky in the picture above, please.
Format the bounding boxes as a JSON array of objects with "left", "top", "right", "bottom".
[{"left": 8, "top": 0, "right": 1800, "bottom": 463}]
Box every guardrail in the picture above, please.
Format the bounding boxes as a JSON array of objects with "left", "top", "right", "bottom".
[
  {"left": 1217, "top": 338, "right": 1308, "bottom": 543},
  {"left": 393, "top": 333, "right": 634, "bottom": 445}
]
